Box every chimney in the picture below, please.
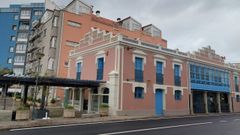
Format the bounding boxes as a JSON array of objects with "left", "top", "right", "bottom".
[
  {"left": 117, "top": 18, "right": 121, "bottom": 21},
  {"left": 96, "top": 10, "right": 100, "bottom": 17}
]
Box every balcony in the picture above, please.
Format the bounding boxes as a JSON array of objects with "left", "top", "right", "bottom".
[
  {"left": 15, "top": 49, "right": 26, "bottom": 54},
  {"left": 19, "top": 25, "right": 30, "bottom": 31},
  {"left": 174, "top": 76, "right": 181, "bottom": 86},
  {"left": 13, "top": 62, "right": 25, "bottom": 66}
]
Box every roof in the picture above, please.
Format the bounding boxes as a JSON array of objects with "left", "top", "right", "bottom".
[{"left": 0, "top": 76, "right": 105, "bottom": 88}]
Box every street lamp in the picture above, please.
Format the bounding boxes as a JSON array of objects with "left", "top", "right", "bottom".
[{"left": 32, "top": 51, "right": 44, "bottom": 120}]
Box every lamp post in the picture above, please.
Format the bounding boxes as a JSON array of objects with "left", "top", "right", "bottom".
[{"left": 32, "top": 52, "right": 44, "bottom": 120}]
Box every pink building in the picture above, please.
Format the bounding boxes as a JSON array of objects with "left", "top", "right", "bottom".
[{"left": 68, "top": 28, "right": 190, "bottom": 116}]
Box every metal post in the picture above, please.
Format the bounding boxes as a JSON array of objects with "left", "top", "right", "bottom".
[
  {"left": 204, "top": 91, "right": 208, "bottom": 114},
  {"left": 3, "top": 84, "right": 8, "bottom": 110},
  {"left": 23, "top": 85, "right": 29, "bottom": 105},
  {"left": 32, "top": 52, "right": 44, "bottom": 120},
  {"left": 217, "top": 92, "right": 221, "bottom": 113},
  {"left": 40, "top": 85, "right": 47, "bottom": 110}
]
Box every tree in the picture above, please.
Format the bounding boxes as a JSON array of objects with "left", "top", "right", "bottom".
[{"left": 0, "top": 68, "right": 13, "bottom": 76}]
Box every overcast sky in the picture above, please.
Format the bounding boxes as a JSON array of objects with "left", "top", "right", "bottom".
[{"left": 1, "top": 0, "right": 240, "bottom": 62}]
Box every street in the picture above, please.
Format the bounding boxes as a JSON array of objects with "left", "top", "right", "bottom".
[{"left": 1, "top": 114, "right": 240, "bottom": 135}]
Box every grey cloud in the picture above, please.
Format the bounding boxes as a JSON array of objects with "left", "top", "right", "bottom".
[{"left": 1, "top": 0, "right": 239, "bottom": 62}]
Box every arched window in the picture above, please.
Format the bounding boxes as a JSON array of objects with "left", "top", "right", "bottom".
[
  {"left": 135, "top": 87, "right": 144, "bottom": 99},
  {"left": 47, "top": 58, "right": 54, "bottom": 70}
]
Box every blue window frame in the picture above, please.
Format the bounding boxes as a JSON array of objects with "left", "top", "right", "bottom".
[
  {"left": 235, "top": 76, "right": 239, "bottom": 92},
  {"left": 97, "top": 57, "right": 104, "bottom": 80},
  {"left": 135, "top": 57, "right": 143, "bottom": 82},
  {"left": 135, "top": 87, "right": 144, "bottom": 99},
  {"left": 76, "top": 62, "right": 81, "bottom": 80},
  {"left": 190, "top": 63, "right": 230, "bottom": 92},
  {"left": 156, "top": 61, "right": 163, "bottom": 84},
  {"left": 174, "top": 64, "right": 181, "bottom": 86},
  {"left": 175, "top": 90, "right": 182, "bottom": 100}
]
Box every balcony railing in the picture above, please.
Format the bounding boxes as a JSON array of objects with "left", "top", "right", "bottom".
[
  {"left": 19, "top": 25, "right": 30, "bottom": 30},
  {"left": 174, "top": 76, "right": 181, "bottom": 86}
]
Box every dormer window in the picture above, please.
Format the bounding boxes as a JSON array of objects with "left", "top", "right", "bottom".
[
  {"left": 121, "top": 17, "right": 142, "bottom": 31},
  {"left": 143, "top": 24, "right": 161, "bottom": 37}
]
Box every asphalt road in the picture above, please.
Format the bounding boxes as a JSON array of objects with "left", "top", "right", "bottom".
[{"left": 1, "top": 114, "right": 240, "bottom": 135}]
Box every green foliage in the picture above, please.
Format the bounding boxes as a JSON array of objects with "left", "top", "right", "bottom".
[
  {"left": 64, "top": 105, "right": 74, "bottom": 109},
  {"left": 0, "top": 68, "right": 13, "bottom": 76},
  {"left": 36, "top": 98, "right": 41, "bottom": 103},
  {"left": 100, "top": 103, "right": 109, "bottom": 108},
  {"left": 15, "top": 95, "right": 22, "bottom": 99},
  {"left": 27, "top": 97, "right": 33, "bottom": 101},
  {"left": 17, "top": 104, "right": 30, "bottom": 110},
  {"left": 50, "top": 98, "right": 56, "bottom": 104}
]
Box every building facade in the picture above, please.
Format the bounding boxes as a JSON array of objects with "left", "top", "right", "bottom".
[
  {"left": 25, "top": 0, "right": 240, "bottom": 116},
  {"left": 0, "top": 3, "right": 44, "bottom": 75}
]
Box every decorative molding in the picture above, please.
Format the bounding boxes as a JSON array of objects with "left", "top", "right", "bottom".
[{"left": 132, "top": 82, "right": 147, "bottom": 93}]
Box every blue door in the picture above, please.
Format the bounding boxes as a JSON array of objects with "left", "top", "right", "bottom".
[{"left": 155, "top": 89, "right": 163, "bottom": 116}]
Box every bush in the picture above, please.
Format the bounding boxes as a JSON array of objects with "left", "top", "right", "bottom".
[
  {"left": 17, "top": 104, "right": 30, "bottom": 110},
  {"left": 27, "top": 97, "right": 33, "bottom": 101},
  {"left": 50, "top": 98, "right": 56, "bottom": 104},
  {"left": 15, "top": 95, "right": 21, "bottom": 99},
  {"left": 64, "top": 105, "right": 74, "bottom": 109},
  {"left": 36, "top": 98, "right": 41, "bottom": 103},
  {"left": 100, "top": 103, "right": 109, "bottom": 108}
]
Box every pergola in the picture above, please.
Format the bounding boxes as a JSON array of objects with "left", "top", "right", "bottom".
[{"left": 0, "top": 76, "right": 105, "bottom": 110}]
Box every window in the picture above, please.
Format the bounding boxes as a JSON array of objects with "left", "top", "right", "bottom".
[
  {"left": 236, "top": 95, "right": 240, "bottom": 102},
  {"left": 20, "top": 10, "right": 31, "bottom": 19},
  {"left": 13, "top": 68, "right": 23, "bottom": 76},
  {"left": 19, "top": 22, "right": 30, "bottom": 30},
  {"left": 156, "top": 61, "right": 163, "bottom": 84},
  {"left": 11, "top": 36, "right": 16, "bottom": 41},
  {"left": 43, "top": 29, "right": 47, "bottom": 37},
  {"left": 135, "top": 57, "right": 143, "bottom": 82},
  {"left": 47, "top": 58, "right": 54, "bottom": 70},
  {"left": 175, "top": 90, "right": 182, "bottom": 101},
  {"left": 34, "top": 11, "right": 42, "bottom": 16},
  {"left": 8, "top": 58, "right": 12, "bottom": 64},
  {"left": 97, "top": 57, "right": 104, "bottom": 80},
  {"left": 14, "top": 15, "right": 19, "bottom": 20},
  {"left": 9, "top": 46, "right": 14, "bottom": 52},
  {"left": 16, "top": 44, "right": 27, "bottom": 52},
  {"left": 14, "top": 56, "right": 25, "bottom": 63},
  {"left": 76, "top": 62, "right": 82, "bottom": 80},
  {"left": 53, "top": 16, "right": 59, "bottom": 27},
  {"left": 235, "top": 76, "right": 239, "bottom": 92},
  {"left": 17, "top": 33, "right": 28, "bottom": 42},
  {"left": 102, "top": 88, "right": 109, "bottom": 104},
  {"left": 50, "top": 37, "right": 56, "bottom": 48},
  {"left": 174, "top": 64, "right": 181, "bottom": 86},
  {"left": 68, "top": 21, "right": 81, "bottom": 28},
  {"left": 12, "top": 25, "right": 17, "bottom": 30},
  {"left": 134, "top": 87, "right": 144, "bottom": 99}
]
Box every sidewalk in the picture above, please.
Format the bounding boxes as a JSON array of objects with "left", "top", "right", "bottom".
[{"left": 0, "top": 113, "right": 239, "bottom": 131}]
